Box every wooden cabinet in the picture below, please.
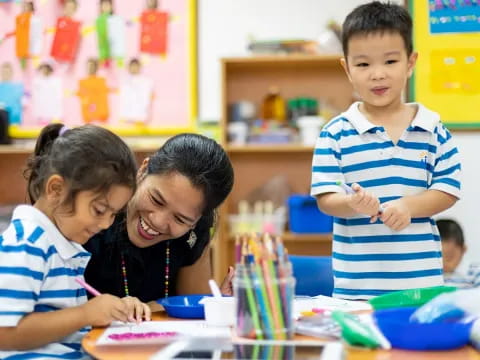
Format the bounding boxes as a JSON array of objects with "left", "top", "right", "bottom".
[{"left": 213, "top": 55, "right": 354, "bottom": 282}]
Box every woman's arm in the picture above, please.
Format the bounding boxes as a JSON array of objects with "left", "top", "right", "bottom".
[{"left": 176, "top": 245, "right": 211, "bottom": 295}]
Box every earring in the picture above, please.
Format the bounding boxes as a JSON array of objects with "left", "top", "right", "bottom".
[{"left": 187, "top": 230, "right": 197, "bottom": 249}]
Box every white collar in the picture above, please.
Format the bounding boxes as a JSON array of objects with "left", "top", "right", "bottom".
[
  {"left": 343, "top": 102, "right": 440, "bottom": 134},
  {"left": 12, "top": 205, "right": 87, "bottom": 260}
]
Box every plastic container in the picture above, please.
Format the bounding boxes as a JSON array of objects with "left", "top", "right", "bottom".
[
  {"left": 368, "top": 286, "right": 457, "bottom": 310},
  {"left": 157, "top": 294, "right": 210, "bottom": 319},
  {"left": 287, "top": 195, "right": 333, "bottom": 233},
  {"left": 202, "top": 296, "right": 235, "bottom": 327},
  {"left": 297, "top": 115, "right": 324, "bottom": 146},
  {"left": 228, "top": 213, "right": 286, "bottom": 236},
  {"left": 374, "top": 307, "right": 473, "bottom": 350},
  {"left": 411, "top": 286, "right": 480, "bottom": 323},
  {"left": 234, "top": 263, "right": 295, "bottom": 340}
]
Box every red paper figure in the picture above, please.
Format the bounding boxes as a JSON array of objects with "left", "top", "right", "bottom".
[
  {"left": 140, "top": 0, "right": 168, "bottom": 55},
  {"left": 50, "top": 0, "right": 81, "bottom": 63}
]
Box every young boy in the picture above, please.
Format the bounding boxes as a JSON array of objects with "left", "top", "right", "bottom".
[
  {"left": 438, "top": 219, "right": 479, "bottom": 288},
  {"left": 311, "top": 1, "right": 461, "bottom": 300}
]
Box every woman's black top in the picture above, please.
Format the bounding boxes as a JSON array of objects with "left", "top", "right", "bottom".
[{"left": 84, "top": 213, "right": 208, "bottom": 302}]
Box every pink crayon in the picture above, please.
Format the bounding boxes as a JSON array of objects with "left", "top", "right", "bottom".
[{"left": 75, "top": 277, "right": 101, "bottom": 297}]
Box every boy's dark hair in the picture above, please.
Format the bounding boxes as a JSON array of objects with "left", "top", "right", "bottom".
[
  {"left": 437, "top": 219, "right": 464, "bottom": 248},
  {"left": 25, "top": 124, "right": 137, "bottom": 209},
  {"left": 342, "top": 1, "right": 413, "bottom": 57},
  {"left": 145, "top": 133, "right": 234, "bottom": 254}
]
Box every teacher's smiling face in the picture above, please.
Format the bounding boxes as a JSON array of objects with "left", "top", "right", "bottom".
[{"left": 126, "top": 168, "right": 204, "bottom": 248}]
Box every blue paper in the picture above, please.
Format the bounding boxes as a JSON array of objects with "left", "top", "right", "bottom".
[{"left": 0, "top": 83, "right": 24, "bottom": 125}]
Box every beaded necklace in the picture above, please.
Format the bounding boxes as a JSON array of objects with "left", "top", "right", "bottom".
[{"left": 120, "top": 241, "right": 170, "bottom": 298}]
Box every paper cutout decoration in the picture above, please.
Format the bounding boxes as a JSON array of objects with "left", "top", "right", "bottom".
[
  {"left": 0, "top": 63, "right": 24, "bottom": 125},
  {"left": 119, "top": 60, "right": 153, "bottom": 123},
  {"left": 140, "top": 0, "right": 168, "bottom": 55},
  {"left": 15, "top": 2, "right": 43, "bottom": 60},
  {"left": 77, "top": 59, "right": 109, "bottom": 123},
  {"left": 50, "top": 0, "right": 81, "bottom": 63},
  {"left": 96, "top": 0, "right": 126, "bottom": 65},
  {"left": 32, "top": 64, "right": 63, "bottom": 124}
]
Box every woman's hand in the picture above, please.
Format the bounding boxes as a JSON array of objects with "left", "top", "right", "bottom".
[
  {"left": 121, "top": 296, "right": 151, "bottom": 323},
  {"left": 219, "top": 266, "right": 235, "bottom": 296}
]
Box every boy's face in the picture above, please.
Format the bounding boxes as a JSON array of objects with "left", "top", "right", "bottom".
[
  {"left": 341, "top": 32, "right": 417, "bottom": 109},
  {"left": 442, "top": 239, "right": 465, "bottom": 274}
]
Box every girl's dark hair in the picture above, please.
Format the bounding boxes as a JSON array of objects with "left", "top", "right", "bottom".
[
  {"left": 342, "top": 1, "right": 413, "bottom": 57},
  {"left": 437, "top": 219, "right": 464, "bottom": 248},
  {"left": 146, "top": 133, "right": 234, "bottom": 251},
  {"left": 25, "top": 124, "right": 137, "bottom": 208}
]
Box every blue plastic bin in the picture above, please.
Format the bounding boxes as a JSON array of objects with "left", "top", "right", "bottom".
[{"left": 287, "top": 194, "right": 333, "bottom": 233}]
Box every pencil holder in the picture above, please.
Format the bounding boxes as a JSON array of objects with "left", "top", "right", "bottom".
[{"left": 234, "top": 263, "right": 295, "bottom": 340}]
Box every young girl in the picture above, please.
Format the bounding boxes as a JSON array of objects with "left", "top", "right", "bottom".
[{"left": 0, "top": 124, "right": 150, "bottom": 359}]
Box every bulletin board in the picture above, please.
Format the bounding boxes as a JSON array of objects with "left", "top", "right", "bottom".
[
  {"left": 410, "top": 1, "right": 480, "bottom": 129},
  {"left": 0, "top": 0, "right": 197, "bottom": 138}
]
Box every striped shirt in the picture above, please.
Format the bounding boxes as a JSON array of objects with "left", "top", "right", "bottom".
[
  {"left": 0, "top": 205, "right": 92, "bottom": 359},
  {"left": 311, "top": 102, "right": 461, "bottom": 300},
  {"left": 444, "top": 263, "right": 480, "bottom": 289}
]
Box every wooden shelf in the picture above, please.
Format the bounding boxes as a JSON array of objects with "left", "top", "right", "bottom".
[
  {"left": 226, "top": 144, "right": 314, "bottom": 153},
  {"left": 282, "top": 232, "right": 332, "bottom": 242},
  {"left": 222, "top": 54, "right": 342, "bottom": 69},
  {"left": 228, "top": 232, "right": 332, "bottom": 243}
]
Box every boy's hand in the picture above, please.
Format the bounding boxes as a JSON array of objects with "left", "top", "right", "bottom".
[
  {"left": 380, "top": 199, "right": 411, "bottom": 231},
  {"left": 347, "top": 183, "right": 381, "bottom": 217},
  {"left": 82, "top": 294, "right": 128, "bottom": 327},
  {"left": 121, "top": 296, "right": 151, "bottom": 323}
]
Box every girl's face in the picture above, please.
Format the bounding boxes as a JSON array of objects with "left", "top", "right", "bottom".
[
  {"left": 53, "top": 184, "right": 133, "bottom": 245},
  {"left": 126, "top": 171, "right": 204, "bottom": 248}
]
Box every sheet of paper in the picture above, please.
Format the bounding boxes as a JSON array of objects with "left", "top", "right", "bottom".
[
  {"left": 96, "top": 320, "right": 231, "bottom": 346},
  {"left": 294, "top": 295, "right": 372, "bottom": 319}
]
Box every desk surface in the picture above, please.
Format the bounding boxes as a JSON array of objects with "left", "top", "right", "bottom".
[{"left": 82, "top": 312, "right": 480, "bottom": 360}]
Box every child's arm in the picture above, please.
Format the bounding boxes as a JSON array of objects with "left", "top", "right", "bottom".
[
  {"left": 380, "top": 190, "right": 456, "bottom": 231},
  {"left": 0, "top": 294, "right": 129, "bottom": 350},
  {"left": 316, "top": 183, "right": 381, "bottom": 219}
]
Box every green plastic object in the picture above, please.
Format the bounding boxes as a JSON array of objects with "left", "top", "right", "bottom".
[
  {"left": 331, "top": 311, "right": 381, "bottom": 348},
  {"left": 368, "top": 286, "right": 457, "bottom": 310}
]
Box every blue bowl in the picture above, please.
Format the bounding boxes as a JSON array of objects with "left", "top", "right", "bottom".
[
  {"left": 374, "top": 307, "right": 473, "bottom": 350},
  {"left": 157, "top": 294, "right": 211, "bottom": 319}
]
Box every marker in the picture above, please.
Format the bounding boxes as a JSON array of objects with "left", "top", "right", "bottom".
[
  {"left": 336, "top": 181, "right": 384, "bottom": 214},
  {"left": 75, "top": 277, "right": 101, "bottom": 297}
]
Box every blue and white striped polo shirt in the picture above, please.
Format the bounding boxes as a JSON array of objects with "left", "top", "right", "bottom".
[
  {"left": 0, "top": 205, "right": 92, "bottom": 359},
  {"left": 311, "top": 102, "right": 461, "bottom": 300}
]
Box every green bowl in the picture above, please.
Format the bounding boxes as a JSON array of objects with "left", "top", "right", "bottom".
[{"left": 368, "top": 286, "right": 457, "bottom": 310}]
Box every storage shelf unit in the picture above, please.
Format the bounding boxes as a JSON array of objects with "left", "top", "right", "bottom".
[{"left": 213, "top": 55, "right": 354, "bottom": 281}]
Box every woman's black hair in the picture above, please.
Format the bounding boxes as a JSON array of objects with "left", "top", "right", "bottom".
[
  {"left": 25, "top": 124, "right": 137, "bottom": 208},
  {"left": 146, "top": 133, "right": 234, "bottom": 254}
]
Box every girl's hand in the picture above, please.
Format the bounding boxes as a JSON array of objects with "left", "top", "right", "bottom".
[
  {"left": 347, "top": 183, "right": 381, "bottom": 217},
  {"left": 121, "top": 296, "right": 151, "bottom": 323},
  {"left": 380, "top": 199, "right": 411, "bottom": 231},
  {"left": 82, "top": 294, "right": 128, "bottom": 327},
  {"left": 219, "top": 266, "right": 235, "bottom": 296}
]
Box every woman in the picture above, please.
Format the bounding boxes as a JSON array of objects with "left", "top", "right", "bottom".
[{"left": 84, "top": 133, "right": 234, "bottom": 310}]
